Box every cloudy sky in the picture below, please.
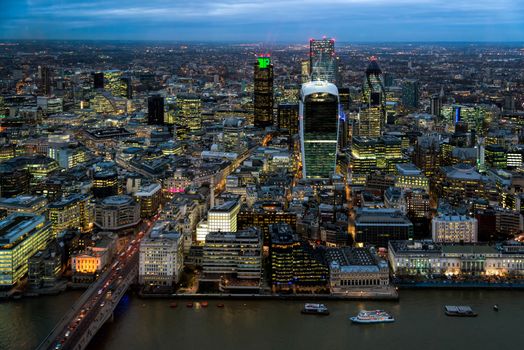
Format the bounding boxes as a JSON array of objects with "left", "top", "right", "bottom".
[{"left": 2, "top": 0, "right": 524, "bottom": 42}]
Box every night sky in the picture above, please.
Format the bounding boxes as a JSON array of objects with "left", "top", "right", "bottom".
[{"left": 2, "top": 0, "right": 524, "bottom": 42}]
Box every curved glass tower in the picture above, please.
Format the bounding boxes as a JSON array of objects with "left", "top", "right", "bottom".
[
  {"left": 359, "top": 58, "right": 386, "bottom": 137},
  {"left": 300, "top": 81, "right": 339, "bottom": 179}
]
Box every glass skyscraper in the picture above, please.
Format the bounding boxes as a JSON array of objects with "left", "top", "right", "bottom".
[
  {"left": 300, "top": 81, "right": 339, "bottom": 179},
  {"left": 359, "top": 58, "right": 386, "bottom": 137},
  {"left": 309, "top": 38, "right": 337, "bottom": 84}
]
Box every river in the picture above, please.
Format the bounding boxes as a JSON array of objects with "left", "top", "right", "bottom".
[{"left": 1, "top": 290, "right": 523, "bottom": 350}]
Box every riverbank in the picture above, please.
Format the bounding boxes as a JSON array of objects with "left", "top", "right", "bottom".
[
  {"left": 138, "top": 290, "right": 399, "bottom": 301},
  {"left": 397, "top": 281, "right": 524, "bottom": 289}
]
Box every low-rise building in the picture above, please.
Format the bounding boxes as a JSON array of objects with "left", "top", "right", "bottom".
[
  {"left": 432, "top": 214, "right": 478, "bottom": 243},
  {"left": 0, "top": 195, "right": 48, "bottom": 216},
  {"left": 95, "top": 195, "right": 141, "bottom": 231},
  {"left": 389, "top": 240, "right": 524, "bottom": 277},
  {"left": 326, "top": 247, "right": 390, "bottom": 294}
]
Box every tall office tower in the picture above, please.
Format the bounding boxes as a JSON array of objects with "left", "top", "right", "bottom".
[
  {"left": 38, "top": 66, "right": 52, "bottom": 96},
  {"left": 277, "top": 103, "right": 299, "bottom": 135},
  {"left": 122, "top": 77, "right": 133, "bottom": 99},
  {"left": 430, "top": 93, "right": 442, "bottom": 117},
  {"left": 105, "top": 70, "right": 127, "bottom": 97},
  {"left": 301, "top": 59, "right": 311, "bottom": 84},
  {"left": 253, "top": 55, "right": 274, "bottom": 128},
  {"left": 401, "top": 79, "right": 419, "bottom": 109},
  {"left": 93, "top": 72, "right": 104, "bottom": 89},
  {"left": 147, "top": 95, "right": 165, "bottom": 126},
  {"left": 300, "top": 81, "right": 339, "bottom": 179},
  {"left": 358, "top": 58, "right": 386, "bottom": 137},
  {"left": 309, "top": 38, "right": 337, "bottom": 84},
  {"left": 177, "top": 94, "right": 202, "bottom": 134}
]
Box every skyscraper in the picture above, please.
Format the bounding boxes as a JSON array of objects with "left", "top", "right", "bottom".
[
  {"left": 309, "top": 38, "right": 337, "bottom": 84},
  {"left": 277, "top": 103, "right": 299, "bottom": 135},
  {"left": 148, "top": 95, "right": 165, "bottom": 126},
  {"left": 300, "top": 81, "right": 339, "bottom": 179},
  {"left": 253, "top": 55, "right": 274, "bottom": 128},
  {"left": 402, "top": 79, "right": 419, "bottom": 109},
  {"left": 358, "top": 58, "right": 386, "bottom": 137},
  {"left": 38, "top": 66, "right": 52, "bottom": 96},
  {"left": 177, "top": 94, "right": 202, "bottom": 134},
  {"left": 93, "top": 72, "right": 104, "bottom": 89}
]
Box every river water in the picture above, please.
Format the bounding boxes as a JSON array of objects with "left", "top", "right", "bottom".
[{"left": 1, "top": 290, "right": 523, "bottom": 350}]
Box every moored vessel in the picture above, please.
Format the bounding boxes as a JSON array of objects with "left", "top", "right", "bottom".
[
  {"left": 444, "top": 305, "right": 477, "bottom": 317},
  {"left": 301, "top": 303, "right": 329, "bottom": 315}
]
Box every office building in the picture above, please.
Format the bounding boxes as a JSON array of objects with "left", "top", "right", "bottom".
[
  {"left": 92, "top": 170, "right": 119, "bottom": 199},
  {"left": 253, "top": 55, "right": 274, "bottom": 128},
  {"left": 94, "top": 195, "right": 140, "bottom": 231},
  {"left": 237, "top": 204, "right": 297, "bottom": 244},
  {"left": 48, "top": 193, "right": 93, "bottom": 236},
  {"left": 177, "top": 94, "right": 202, "bottom": 133},
  {"left": 269, "top": 223, "right": 329, "bottom": 293},
  {"left": 300, "top": 81, "right": 339, "bottom": 179},
  {"left": 222, "top": 117, "right": 246, "bottom": 153},
  {"left": 93, "top": 72, "right": 104, "bottom": 89},
  {"left": 0, "top": 195, "right": 48, "bottom": 216},
  {"left": 484, "top": 145, "right": 506, "bottom": 169},
  {"left": 38, "top": 66, "right": 52, "bottom": 96},
  {"left": 201, "top": 228, "right": 263, "bottom": 291},
  {"left": 139, "top": 225, "right": 183, "bottom": 286},
  {"left": 401, "top": 79, "right": 419, "bottom": 109},
  {"left": 104, "top": 70, "right": 128, "bottom": 98},
  {"left": 134, "top": 183, "right": 162, "bottom": 218},
  {"left": 432, "top": 214, "right": 478, "bottom": 243},
  {"left": 354, "top": 208, "right": 414, "bottom": 247},
  {"left": 277, "top": 103, "right": 299, "bottom": 135},
  {"left": 0, "top": 213, "right": 53, "bottom": 286},
  {"left": 148, "top": 95, "right": 165, "bottom": 126},
  {"left": 394, "top": 163, "right": 430, "bottom": 192},
  {"left": 309, "top": 38, "right": 337, "bottom": 84}
]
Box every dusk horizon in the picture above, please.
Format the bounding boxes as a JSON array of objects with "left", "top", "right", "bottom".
[{"left": 3, "top": 0, "right": 524, "bottom": 42}]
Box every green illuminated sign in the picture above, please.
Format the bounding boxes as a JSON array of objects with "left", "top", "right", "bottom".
[{"left": 258, "top": 57, "right": 271, "bottom": 69}]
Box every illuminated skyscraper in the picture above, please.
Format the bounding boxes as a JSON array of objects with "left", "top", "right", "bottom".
[
  {"left": 309, "top": 38, "right": 337, "bottom": 84},
  {"left": 253, "top": 55, "right": 274, "bottom": 128},
  {"left": 148, "top": 95, "right": 165, "bottom": 126},
  {"left": 358, "top": 58, "right": 386, "bottom": 137},
  {"left": 176, "top": 94, "right": 202, "bottom": 134},
  {"left": 104, "top": 70, "right": 128, "bottom": 98},
  {"left": 300, "top": 81, "right": 339, "bottom": 179},
  {"left": 277, "top": 103, "right": 299, "bottom": 135}
]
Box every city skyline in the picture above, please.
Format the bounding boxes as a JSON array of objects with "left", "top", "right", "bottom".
[{"left": 2, "top": 0, "right": 524, "bottom": 42}]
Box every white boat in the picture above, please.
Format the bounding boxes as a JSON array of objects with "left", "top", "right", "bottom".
[
  {"left": 350, "top": 310, "right": 395, "bottom": 324},
  {"left": 301, "top": 303, "right": 329, "bottom": 315}
]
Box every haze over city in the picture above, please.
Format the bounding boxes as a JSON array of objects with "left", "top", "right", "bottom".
[{"left": 2, "top": 0, "right": 524, "bottom": 41}]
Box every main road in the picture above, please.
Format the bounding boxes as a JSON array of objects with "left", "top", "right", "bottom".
[{"left": 37, "top": 218, "right": 156, "bottom": 350}]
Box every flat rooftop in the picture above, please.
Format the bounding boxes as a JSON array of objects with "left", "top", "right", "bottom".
[{"left": 0, "top": 213, "right": 46, "bottom": 246}]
